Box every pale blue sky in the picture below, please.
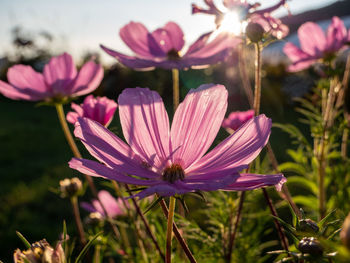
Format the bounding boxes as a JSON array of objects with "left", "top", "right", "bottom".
[{"left": 0, "top": 0, "right": 339, "bottom": 64}]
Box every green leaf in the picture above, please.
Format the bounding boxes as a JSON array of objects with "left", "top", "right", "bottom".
[
  {"left": 293, "top": 196, "right": 319, "bottom": 209},
  {"left": 74, "top": 232, "right": 102, "bottom": 263},
  {"left": 143, "top": 196, "right": 163, "bottom": 214},
  {"left": 286, "top": 176, "right": 318, "bottom": 195},
  {"left": 318, "top": 209, "right": 336, "bottom": 229},
  {"left": 16, "top": 231, "right": 31, "bottom": 249}
]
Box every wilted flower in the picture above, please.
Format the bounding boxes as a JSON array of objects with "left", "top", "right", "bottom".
[
  {"left": 0, "top": 53, "right": 103, "bottom": 103},
  {"left": 101, "top": 21, "right": 240, "bottom": 70},
  {"left": 222, "top": 109, "right": 254, "bottom": 132},
  {"left": 59, "top": 177, "right": 83, "bottom": 198},
  {"left": 284, "top": 16, "right": 350, "bottom": 72},
  {"left": 81, "top": 190, "right": 127, "bottom": 218},
  {"left": 192, "top": 0, "right": 289, "bottom": 39},
  {"left": 14, "top": 239, "right": 65, "bottom": 263},
  {"left": 69, "top": 84, "right": 285, "bottom": 199},
  {"left": 66, "top": 95, "right": 118, "bottom": 127},
  {"left": 341, "top": 212, "right": 350, "bottom": 250}
]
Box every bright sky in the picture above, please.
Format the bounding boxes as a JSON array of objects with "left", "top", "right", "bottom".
[{"left": 0, "top": 0, "right": 339, "bottom": 64}]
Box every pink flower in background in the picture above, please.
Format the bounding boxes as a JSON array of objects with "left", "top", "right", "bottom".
[
  {"left": 101, "top": 21, "right": 241, "bottom": 70},
  {"left": 69, "top": 84, "right": 285, "bottom": 199},
  {"left": 0, "top": 53, "right": 103, "bottom": 102},
  {"left": 284, "top": 16, "right": 350, "bottom": 72},
  {"left": 192, "top": 0, "right": 289, "bottom": 39},
  {"left": 81, "top": 190, "right": 127, "bottom": 218},
  {"left": 67, "top": 95, "right": 117, "bottom": 127},
  {"left": 222, "top": 109, "right": 254, "bottom": 132}
]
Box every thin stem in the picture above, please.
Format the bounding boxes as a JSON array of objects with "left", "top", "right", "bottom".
[
  {"left": 252, "top": 43, "right": 290, "bottom": 250},
  {"left": 262, "top": 189, "right": 289, "bottom": 251},
  {"left": 166, "top": 197, "right": 176, "bottom": 263},
  {"left": 226, "top": 192, "right": 245, "bottom": 263},
  {"left": 172, "top": 69, "right": 180, "bottom": 112},
  {"left": 70, "top": 196, "right": 86, "bottom": 245},
  {"left": 123, "top": 184, "right": 165, "bottom": 261},
  {"left": 253, "top": 43, "right": 262, "bottom": 115},
  {"left": 341, "top": 127, "right": 349, "bottom": 158},
  {"left": 159, "top": 199, "right": 197, "bottom": 263},
  {"left": 55, "top": 103, "right": 97, "bottom": 195}
]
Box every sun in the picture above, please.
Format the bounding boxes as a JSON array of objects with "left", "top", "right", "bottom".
[{"left": 218, "top": 11, "right": 244, "bottom": 35}]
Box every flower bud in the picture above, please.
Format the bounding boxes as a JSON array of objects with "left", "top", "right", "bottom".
[
  {"left": 298, "top": 237, "right": 323, "bottom": 255},
  {"left": 245, "top": 22, "right": 264, "bottom": 43},
  {"left": 341, "top": 212, "right": 350, "bottom": 250},
  {"left": 59, "top": 177, "right": 82, "bottom": 198},
  {"left": 14, "top": 239, "right": 65, "bottom": 263},
  {"left": 298, "top": 219, "right": 319, "bottom": 233},
  {"left": 85, "top": 212, "right": 104, "bottom": 226}
]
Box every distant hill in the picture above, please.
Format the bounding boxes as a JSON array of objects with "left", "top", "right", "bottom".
[{"left": 281, "top": 0, "right": 350, "bottom": 33}]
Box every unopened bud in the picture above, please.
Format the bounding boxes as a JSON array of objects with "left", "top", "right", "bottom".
[
  {"left": 298, "top": 237, "right": 323, "bottom": 255},
  {"left": 85, "top": 212, "right": 103, "bottom": 226},
  {"left": 341, "top": 212, "right": 350, "bottom": 250},
  {"left": 298, "top": 219, "right": 319, "bottom": 233},
  {"left": 246, "top": 22, "right": 264, "bottom": 43},
  {"left": 59, "top": 177, "right": 82, "bottom": 198}
]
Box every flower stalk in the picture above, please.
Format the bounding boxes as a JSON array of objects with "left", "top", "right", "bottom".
[
  {"left": 166, "top": 196, "right": 176, "bottom": 263},
  {"left": 172, "top": 69, "right": 180, "bottom": 111},
  {"left": 70, "top": 196, "right": 86, "bottom": 245}
]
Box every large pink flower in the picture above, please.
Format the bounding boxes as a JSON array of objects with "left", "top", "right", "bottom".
[
  {"left": 101, "top": 21, "right": 241, "bottom": 70},
  {"left": 0, "top": 53, "right": 103, "bottom": 102},
  {"left": 192, "top": 0, "right": 289, "bottom": 39},
  {"left": 69, "top": 84, "right": 286, "bottom": 199},
  {"left": 67, "top": 95, "right": 118, "bottom": 127},
  {"left": 81, "top": 190, "right": 127, "bottom": 218},
  {"left": 284, "top": 17, "right": 350, "bottom": 72}
]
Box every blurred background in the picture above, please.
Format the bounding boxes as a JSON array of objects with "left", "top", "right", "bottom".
[{"left": 0, "top": 0, "right": 350, "bottom": 261}]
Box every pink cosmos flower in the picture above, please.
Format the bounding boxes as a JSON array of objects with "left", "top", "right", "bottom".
[
  {"left": 69, "top": 84, "right": 286, "bottom": 199},
  {"left": 0, "top": 53, "right": 103, "bottom": 102},
  {"left": 222, "top": 109, "right": 254, "bottom": 132},
  {"left": 101, "top": 21, "right": 241, "bottom": 70},
  {"left": 81, "top": 190, "right": 127, "bottom": 218},
  {"left": 192, "top": 0, "right": 289, "bottom": 39},
  {"left": 284, "top": 16, "right": 350, "bottom": 72},
  {"left": 66, "top": 95, "right": 118, "bottom": 127}
]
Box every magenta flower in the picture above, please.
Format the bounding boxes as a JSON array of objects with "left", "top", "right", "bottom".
[
  {"left": 66, "top": 95, "right": 117, "bottom": 127},
  {"left": 81, "top": 190, "right": 127, "bottom": 218},
  {"left": 222, "top": 109, "right": 254, "bottom": 132},
  {"left": 101, "top": 21, "right": 241, "bottom": 70},
  {"left": 192, "top": 0, "right": 289, "bottom": 39},
  {"left": 284, "top": 17, "right": 350, "bottom": 72},
  {"left": 69, "top": 85, "right": 285, "bottom": 199},
  {"left": 0, "top": 53, "right": 103, "bottom": 102}
]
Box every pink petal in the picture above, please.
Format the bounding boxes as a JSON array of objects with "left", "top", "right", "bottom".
[
  {"left": 66, "top": 111, "right": 79, "bottom": 124},
  {"left": 100, "top": 44, "right": 157, "bottom": 70},
  {"left": 171, "top": 84, "right": 228, "bottom": 169},
  {"left": 147, "top": 32, "right": 167, "bottom": 57},
  {"left": 163, "top": 22, "right": 185, "bottom": 51},
  {"left": 74, "top": 118, "right": 158, "bottom": 179},
  {"left": 98, "top": 190, "right": 124, "bottom": 217},
  {"left": 1, "top": 65, "right": 49, "bottom": 101},
  {"left": 43, "top": 53, "right": 77, "bottom": 95},
  {"left": 119, "top": 21, "right": 154, "bottom": 58},
  {"left": 283, "top": 42, "right": 317, "bottom": 71},
  {"left": 187, "top": 115, "right": 271, "bottom": 177},
  {"left": 118, "top": 88, "right": 171, "bottom": 170},
  {"left": 81, "top": 202, "right": 96, "bottom": 213},
  {"left": 186, "top": 32, "right": 211, "bottom": 55},
  {"left": 326, "top": 16, "right": 348, "bottom": 52},
  {"left": 298, "top": 22, "right": 326, "bottom": 57},
  {"left": 222, "top": 173, "right": 287, "bottom": 192},
  {"left": 71, "top": 61, "right": 103, "bottom": 96},
  {"left": 69, "top": 158, "right": 156, "bottom": 186}
]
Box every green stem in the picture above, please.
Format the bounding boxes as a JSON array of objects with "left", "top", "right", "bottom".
[
  {"left": 71, "top": 196, "right": 86, "bottom": 245},
  {"left": 172, "top": 69, "right": 180, "bottom": 112},
  {"left": 55, "top": 103, "right": 97, "bottom": 195},
  {"left": 253, "top": 43, "right": 262, "bottom": 115},
  {"left": 166, "top": 197, "right": 176, "bottom": 263}
]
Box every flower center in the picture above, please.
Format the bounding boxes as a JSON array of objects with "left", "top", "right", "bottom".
[
  {"left": 167, "top": 49, "right": 180, "bottom": 60},
  {"left": 162, "top": 164, "right": 185, "bottom": 183}
]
